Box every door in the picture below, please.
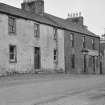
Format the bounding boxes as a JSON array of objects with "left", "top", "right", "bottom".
[
  {"left": 84, "top": 55, "right": 87, "bottom": 73},
  {"left": 100, "top": 61, "right": 102, "bottom": 74},
  {"left": 93, "top": 56, "right": 95, "bottom": 73},
  {"left": 34, "top": 47, "right": 40, "bottom": 69}
]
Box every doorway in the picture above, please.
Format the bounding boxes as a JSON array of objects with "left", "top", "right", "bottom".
[
  {"left": 34, "top": 47, "right": 40, "bottom": 69},
  {"left": 93, "top": 56, "right": 95, "bottom": 73},
  {"left": 84, "top": 55, "right": 87, "bottom": 73}
]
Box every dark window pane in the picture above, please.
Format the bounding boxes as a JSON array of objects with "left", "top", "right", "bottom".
[
  {"left": 34, "top": 24, "right": 39, "bottom": 37},
  {"left": 9, "top": 45, "right": 17, "bottom": 63},
  {"left": 8, "top": 16, "right": 16, "bottom": 33},
  {"left": 71, "top": 54, "right": 75, "bottom": 69}
]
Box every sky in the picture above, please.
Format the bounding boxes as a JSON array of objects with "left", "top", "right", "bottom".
[{"left": 0, "top": 0, "right": 105, "bottom": 36}]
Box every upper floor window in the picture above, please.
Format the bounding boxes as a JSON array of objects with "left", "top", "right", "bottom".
[
  {"left": 8, "top": 16, "right": 16, "bottom": 34},
  {"left": 53, "top": 28, "right": 57, "bottom": 40},
  {"left": 34, "top": 23, "right": 40, "bottom": 38},
  {"left": 82, "top": 36, "right": 86, "bottom": 48},
  {"left": 70, "top": 34, "right": 74, "bottom": 48},
  {"left": 92, "top": 39, "right": 95, "bottom": 49},
  {"left": 9, "top": 45, "right": 17, "bottom": 63}
]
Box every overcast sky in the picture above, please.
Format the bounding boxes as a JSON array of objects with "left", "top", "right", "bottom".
[{"left": 0, "top": 0, "right": 105, "bottom": 36}]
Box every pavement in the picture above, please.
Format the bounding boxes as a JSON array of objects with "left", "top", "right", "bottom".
[{"left": 0, "top": 74, "right": 105, "bottom": 105}]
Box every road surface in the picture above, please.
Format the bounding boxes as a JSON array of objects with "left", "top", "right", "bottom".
[{"left": 0, "top": 74, "right": 105, "bottom": 105}]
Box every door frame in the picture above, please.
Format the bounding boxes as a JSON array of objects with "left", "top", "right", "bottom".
[{"left": 34, "top": 47, "right": 41, "bottom": 70}]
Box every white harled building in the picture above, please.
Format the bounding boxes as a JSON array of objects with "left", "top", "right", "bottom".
[{"left": 0, "top": 0, "right": 65, "bottom": 74}]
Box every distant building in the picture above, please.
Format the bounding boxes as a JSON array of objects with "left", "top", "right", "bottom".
[
  {"left": 0, "top": 0, "right": 100, "bottom": 75},
  {"left": 100, "top": 35, "right": 105, "bottom": 74}
]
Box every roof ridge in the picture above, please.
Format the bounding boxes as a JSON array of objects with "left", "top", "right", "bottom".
[
  {"left": 44, "top": 13, "right": 62, "bottom": 27},
  {"left": 0, "top": 2, "right": 99, "bottom": 38},
  {"left": 0, "top": 2, "right": 21, "bottom": 10}
]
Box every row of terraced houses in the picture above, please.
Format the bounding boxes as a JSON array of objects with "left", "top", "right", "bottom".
[{"left": 0, "top": 0, "right": 101, "bottom": 75}]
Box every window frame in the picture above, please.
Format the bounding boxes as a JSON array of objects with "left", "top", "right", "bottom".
[
  {"left": 9, "top": 45, "right": 17, "bottom": 63},
  {"left": 71, "top": 54, "right": 75, "bottom": 69},
  {"left": 34, "top": 23, "right": 40, "bottom": 38},
  {"left": 92, "top": 39, "right": 95, "bottom": 49},
  {"left": 53, "top": 27, "right": 57, "bottom": 40},
  {"left": 54, "top": 49, "right": 58, "bottom": 64},
  {"left": 8, "top": 16, "right": 16, "bottom": 34},
  {"left": 82, "top": 36, "right": 86, "bottom": 48},
  {"left": 70, "top": 33, "right": 74, "bottom": 48}
]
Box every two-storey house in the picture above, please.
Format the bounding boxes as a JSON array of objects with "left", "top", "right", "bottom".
[{"left": 0, "top": 0, "right": 100, "bottom": 75}]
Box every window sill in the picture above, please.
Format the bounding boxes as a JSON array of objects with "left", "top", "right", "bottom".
[
  {"left": 9, "top": 60, "right": 17, "bottom": 63},
  {"left": 9, "top": 32, "right": 16, "bottom": 35}
]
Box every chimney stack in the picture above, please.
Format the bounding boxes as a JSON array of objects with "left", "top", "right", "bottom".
[
  {"left": 21, "top": 0, "right": 44, "bottom": 15},
  {"left": 66, "top": 12, "right": 84, "bottom": 26}
]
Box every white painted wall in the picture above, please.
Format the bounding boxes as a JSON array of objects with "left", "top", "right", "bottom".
[
  {"left": 0, "top": 13, "right": 65, "bottom": 75},
  {"left": 57, "top": 29, "right": 65, "bottom": 71}
]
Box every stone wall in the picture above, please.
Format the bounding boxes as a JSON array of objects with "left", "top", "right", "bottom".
[
  {"left": 0, "top": 13, "right": 65, "bottom": 75},
  {"left": 64, "top": 30, "right": 100, "bottom": 74}
]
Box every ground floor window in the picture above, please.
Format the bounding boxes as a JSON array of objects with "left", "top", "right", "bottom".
[
  {"left": 54, "top": 49, "right": 58, "bottom": 64},
  {"left": 9, "top": 45, "right": 17, "bottom": 63},
  {"left": 71, "top": 54, "right": 75, "bottom": 69}
]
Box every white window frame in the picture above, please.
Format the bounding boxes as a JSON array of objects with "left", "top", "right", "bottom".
[
  {"left": 53, "top": 28, "right": 57, "bottom": 40},
  {"left": 8, "top": 16, "right": 16, "bottom": 34},
  {"left": 54, "top": 49, "right": 58, "bottom": 64},
  {"left": 9, "top": 45, "right": 17, "bottom": 63},
  {"left": 70, "top": 33, "right": 74, "bottom": 47},
  {"left": 34, "top": 23, "right": 40, "bottom": 38}
]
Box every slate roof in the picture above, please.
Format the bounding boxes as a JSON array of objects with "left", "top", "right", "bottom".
[
  {"left": 0, "top": 2, "right": 99, "bottom": 38},
  {"left": 0, "top": 3, "right": 58, "bottom": 27},
  {"left": 45, "top": 13, "right": 99, "bottom": 38}
]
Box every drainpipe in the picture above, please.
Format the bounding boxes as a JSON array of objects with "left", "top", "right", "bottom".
[{"left": 99, "top": 37, "right": 102, "bottom": 74}]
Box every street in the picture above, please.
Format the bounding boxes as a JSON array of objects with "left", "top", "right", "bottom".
[{"left": 0, "top": 74, "right": 105, "bottom": 105}]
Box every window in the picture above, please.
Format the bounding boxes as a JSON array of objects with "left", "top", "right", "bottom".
[
  {"left": 54, "top": 49, "right": 58, "bottom": 64},
  {"left": 82, "top": 36, "right": 86, "bottom": 48},
  {"left": 53, "top": 28, "right": 57, "bottom": 40},
  {"left": 34, "top": 23, "right": 40, "bottom": 37},
  {"left": 8, "top": 16, "right": 16, "bottom": 33},
  {"left": 9, "top": 45, "right": 17, "bottom": 63},
  {"left": 71, "top": 54, "right": 75, "bottom": 69},
  {"left": 92, "top": 39, "right": 95, "bottom": 49},
  {"left": 70, "top": 34, "right": 74, "bottom": 47}
]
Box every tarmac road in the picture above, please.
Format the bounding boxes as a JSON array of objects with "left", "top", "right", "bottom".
[{"left": 0, "top": 74, "right": 105, "bottom": 105}]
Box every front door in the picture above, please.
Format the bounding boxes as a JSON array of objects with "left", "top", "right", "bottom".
[
  {"left": 84, "top": 55, "right": 87, "bottom": 73},
  {"left": 34, "top": 47, "right": 40, "bottom": 69},
  {"left": 93, "top": 56, "right": 95, "bottom": 73}
]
